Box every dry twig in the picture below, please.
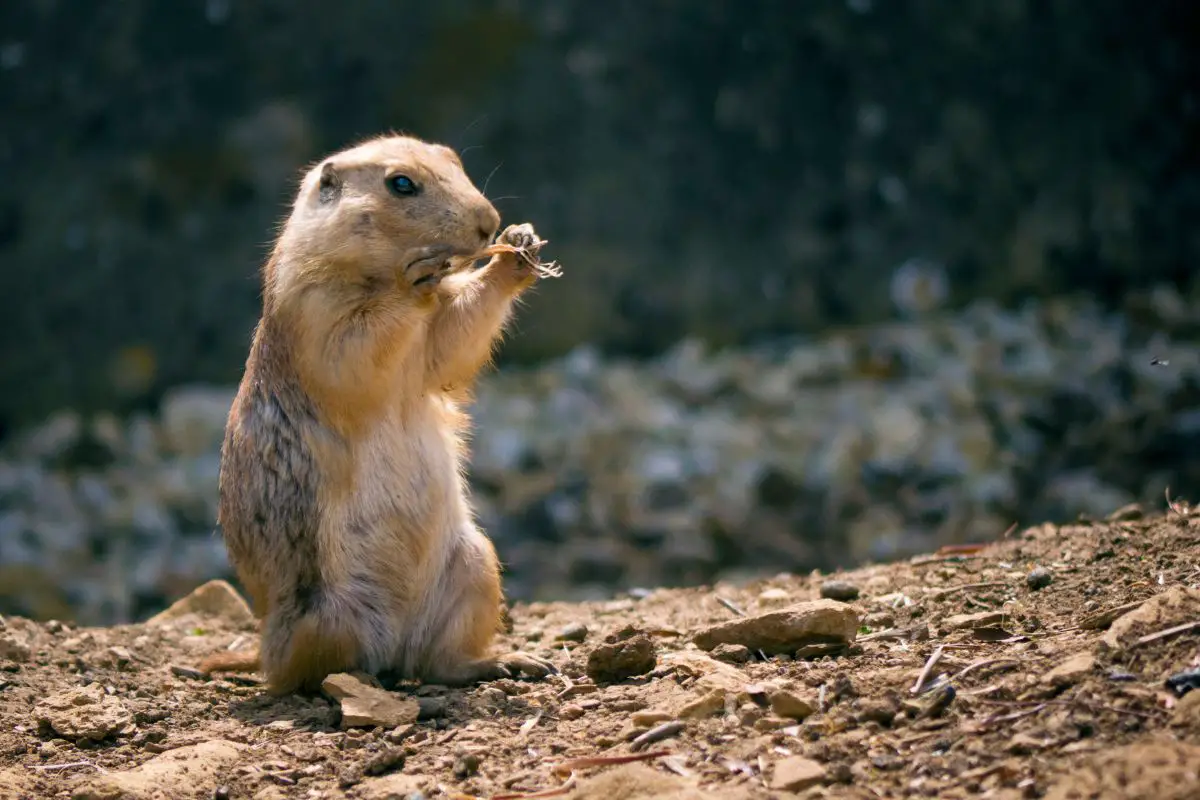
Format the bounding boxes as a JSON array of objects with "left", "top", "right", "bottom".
[
  {"left": 716, "top": 596, "right": 747, "bottom": 617},
  {"left": 912, "top": 645, "right": 945, "bottom": 694},
  {"left": 1133, "top": 619, "right": 1200, "bottom": 647}
]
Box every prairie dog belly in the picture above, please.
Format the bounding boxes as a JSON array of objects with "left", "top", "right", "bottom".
[{"left": 317, "top": 401, "right": 470, "bottom": 669}]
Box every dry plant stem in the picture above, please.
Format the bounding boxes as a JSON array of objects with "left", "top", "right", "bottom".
[
  {"left": 1133, "top": 619, "right": 1200, "bottom": 647},
  {"left": 475, "top": 241, "right": 563, "bottom": 279},
  {"left": 631, "top": 721, "right": 686, "bottom": 752},
  {"left": 716, "top": 596, "right": 747, "bottom": 617},
  {"left": 549, "top": 750, "right": 672, "bottom": 777},
  {"left": 912, "top": 645, "right": 945, "bottom": 694}
]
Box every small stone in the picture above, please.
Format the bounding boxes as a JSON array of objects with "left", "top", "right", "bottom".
[
  {"left": 737, "top": 703, "right": 764, "bottom": 727},
  {"left": 586, "top": 629, "right": 657, "bottom": 683},
  {"left": 363, "top": 748, "right": 406, "bottom": 776},
  {"left": 1041, "top": 653, "right": 1095, "bottom": 688},
  {"left": 321, "top": 673, "right": 420, "bottom": 729},
  {"left": 942, "top": 611, "right": 1007, "bottom": 632},
  {"left": 555, "top": 622, "right": 589, "bottom": 643},
  {"left": 146, "top": 580, "right": 255, "bottom": 629},
  {"left": 452, "top": 752, "right": 481, "bottom": 779},
  {"left": 417, "top": 696, "right": 447, "bottom": 720},
  {"left": 771, "top": 756, "right": 827, "bottom": 792},
  {"left": 754, "top": 715, "right": 791, "bottom": 732},
  {"left": 820, "top": 580, "right": 861, "bottom": 602},
  {"left": 106, "top": 647, "right": 132, "bottom": 669},
  {"left": 710, "top": 643, "right": 752, "bottom": 664},
  {"left": 794, "top": 642, "right": 848, "bottom": 660},
  {"left": 677, "top": 691, "right": 727, "bottom": 719},
  {"left": 1026, "top": 567, "right": 1053, "bottom": 591},
  {"left": 631, "top": 710, "right": 673, "bottom": 727},
  {"left": 560, "top": 703, "right": 586, "bottom": 720},
  {"left": 757, "top": 588, "right": 791, "bottom": 604},
  {"left": 35, "top": 684, "right": 134, "bottom": 742},
  {"left": 769, "top": 690, "right": 816, "bottom": 720},
  {"left": 1166, "top": 668, "right": 1200, "bottom": 697},
  {"left": 385, "top": 724, "right": 415, "bottom": 744},
  {"left": 855, "top": 696, "right": 900, "bottom": 726},
  {"left": 0, "top": 635, "right": 30, "bottom": 663},
  {"left": 693, "top": 600, "right": 859, "bottom": 655}
]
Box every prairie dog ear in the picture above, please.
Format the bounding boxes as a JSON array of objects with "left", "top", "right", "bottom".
[
  {"left": 436, "top": 145, "right": 463, "bottom": 168},
  {"left": 317, "top": 161, "right": 342, "bottom": 203}
]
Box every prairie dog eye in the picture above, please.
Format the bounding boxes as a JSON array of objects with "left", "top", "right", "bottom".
[{"left": 387, "top": 174, "right": 420, "bottom": 197}]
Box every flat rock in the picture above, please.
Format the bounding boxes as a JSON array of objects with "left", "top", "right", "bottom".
[
  {"left": 36, "top": 685, "right": 134, "bottom": 742},
  {"left": 942, "top": 611, "right": 1007, "bottom": 631},
  {"left": 322, "top": 673, "right": 420, "bottom": 729},
  {"left": 771, "top": 756, "right": 827, "bottom": 792},
  {"left": 769, "top": 689, "right": 816, "bottom": 720},
  {"left": 692, "top": 600, "right": 859, "bottom": 655},
  {"left": 145, "top": 580, "right": 255, "bottom": 629},
  {"left": 569, "top": 762, "right": 750, "bottom": 799},
  {"left": 1041, "top": 652, "right": 1095, "bottom": 687},
  {"left": 1043, "top": 737, "right": 1200, "bottom": 800},
  {"left": 0, "top": 634, "right": 30, "bottom": 662},
  {"left": 71, "top": 741, "right": 244, "bottom": 800},
  {"left": 1102, "top": 586, "right": 1200, "bottom": 650}
]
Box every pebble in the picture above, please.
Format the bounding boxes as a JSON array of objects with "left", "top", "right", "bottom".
[
  {"left": 769, "top": 689, "right": 816, "bottom": 720},
  {"left": 1041, "top": 653, "right": 1096, "bottom": 688},
  {"left": 586, "top": 628, "right": 657, "bottom": 683},
  {"left": 710, "top": 643, "right": 752, "bottom": 664},
  {"left": 771, "top": 756, "right": 828, "bottom": 792},
  {"left": 559, "top": 703, "right": 586, "bottom": 720},
  {"left": 452, "top": 752, "right": 481, "bottom": 779},
  {"left": 693, "top": 600, "right": 859, "bottom": 655},
  {"left": 0, "top": 635, "right": 30, "bottom": 663},
  {"left": 1026, "top": 566, "right": 1053, "bottom": 590},
  {"left": 554, "top": 622, "right": 589, "bottom": 643},
  {"left": 820, "top": 580, "right": 861, "bottom": 602}
]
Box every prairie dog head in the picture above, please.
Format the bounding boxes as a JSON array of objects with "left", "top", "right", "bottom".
[{"left": 272, "top": 135, "right": 501, "bottom": 295}]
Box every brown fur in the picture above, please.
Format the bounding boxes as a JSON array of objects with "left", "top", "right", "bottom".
[{"left": 199, "top": 134, "right": 553, "bottom": 695}]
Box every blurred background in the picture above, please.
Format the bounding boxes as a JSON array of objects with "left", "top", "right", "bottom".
[{"left": 1, "top": 0, "right": 1198, "bottom": 625}]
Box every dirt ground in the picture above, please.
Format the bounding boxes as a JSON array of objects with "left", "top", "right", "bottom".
[{"left": 4, "top": 506, "right": 1200, "bottom": 800}]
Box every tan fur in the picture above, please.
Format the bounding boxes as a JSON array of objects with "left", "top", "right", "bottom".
[{"left": 200, "top": 134, "right": 553, "bottom": 695}]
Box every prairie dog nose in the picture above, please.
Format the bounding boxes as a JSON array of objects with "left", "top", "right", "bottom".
[{"left": 475, "top": 203, "right": 501, "bottom": 245}]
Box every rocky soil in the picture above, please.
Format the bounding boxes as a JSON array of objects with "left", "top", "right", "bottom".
[
  {"left": 3, "top": 508, "right": 1200, "bottom": 799},
  {"left": 4, "top": 293, "right": 1200, "bottom": 627}
]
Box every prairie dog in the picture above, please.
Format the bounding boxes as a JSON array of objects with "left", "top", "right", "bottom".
[{"left": 199, "top": 134, "right": 554, "bottom": 694}]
